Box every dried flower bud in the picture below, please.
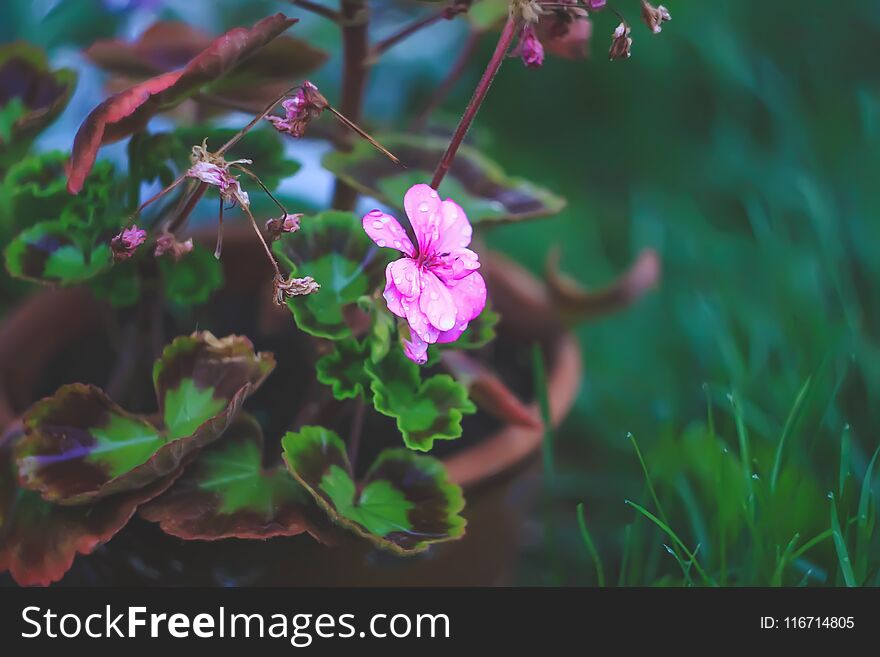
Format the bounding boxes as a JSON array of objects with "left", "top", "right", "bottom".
[
  {"left": 110, "top": 225, "right": 146, "bottom": 262},
  {"left": 641, "top": 1, "right": 671, "bottom": 33},
  {"left": 510, "top": 0, "right": 546, "bottom": 25},
  {"left": 609, "top": 22, "right": 632, "bottom": 60},
  {"left": 266, "top": 81, "right": 328, "bottom": 138},
  {"left": 154, "top": 232, "right": 194, "bottom": 262},
  {"left": 186, "top": 140, "right": 252, "bottom": 208},
  {"left": 537, "top": 2, "right": 592, "bottom": 60},
  {"left": 265, "top": 213, "right": 303, "bottom": 241},
  {"left": 273, "top": 274, "right": 320, "bottom": 305},
  {"left": 514, "top": 24, "right": 545, "bottom": 69}
]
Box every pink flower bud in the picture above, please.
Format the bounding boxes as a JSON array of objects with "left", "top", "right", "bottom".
[
  {"left": 154, "top": 233, "right": 194, "bottom": 262},
  {"left": 515, "top": 24, "right": 545, "bottom": 69},
  {"left": 265, "top": 213, "right": 303, "bottom": 240},
  {"left": 110, "top": 225, "right": 146, "bottom": 262}
]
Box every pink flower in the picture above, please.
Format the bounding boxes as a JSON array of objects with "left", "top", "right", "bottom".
[
  {"left": 514, "top": 24, "right": 545, "bottom": 69},
  {"left": 186, "top": 161, "right": 249, "bottom": 208},
  {"left": 266, "top": 81, "right": 328, "bottom": 138},
  {"left": 110, "top": 225, "right": 146, "bottom": 262},
  {"left": 266, "top": 213, "right": 302, "bottom": 240},
  {"left": 586, "top": 0, "right": 607, "bottom": 9},
  {"left": 362, "top": 184, "right": 487, "bottom": 365}
]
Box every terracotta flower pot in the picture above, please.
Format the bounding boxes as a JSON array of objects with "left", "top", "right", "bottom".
[{"left": 0, "top": 230, "right": 581, "bottom": 585}]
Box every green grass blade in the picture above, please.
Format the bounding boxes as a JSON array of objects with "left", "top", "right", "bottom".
[
  {"left": 770, "top": 376, "right": 812, "bottom": 493},
  {"left": 576, "top": 502, "right": 605, "bottom": 587},
  {"left": 770, "top": 532, "right": 800, "bottom": 587},
  {"left": 628, "top": 432, "right": 669, "bottom": 525},
  {"left": 728, "top": 391, "right": 755, "bottom": 521},
  {"left": 828, "top": 492, "right": 857, "bottom": 587},
  {"left": 839, "top": 424, "right": 851, "bottom": 499},
  {"left": 625, "top": 499, "right": 715, "bottom": 586},
  {"left": 855, "top": 444, "right": 880, "bottom": 582}
]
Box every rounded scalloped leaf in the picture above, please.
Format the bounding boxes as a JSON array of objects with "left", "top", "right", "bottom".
[
  {"left": 272, "top": 211, "right": 393, "bottom": 339},
  {"left": 322, "top": 133, "right": 567, "bottom": 225},
  {"left": 0, "top": 42, "right": 77, "bottom": 151},
  {"left": 0, "top": 434, "right": 180, "bottom": 587},
  {"left": 282, "top": 426, "right": 465, "bottom": 554},
  {"left": 364, "top": 347, "right": 476, "bottom": 452},
  {"left": 15, "top": 332, "right": 275, "bottom": 505},
  {"left": 140, "top": 415, "right": 317, "bottom": 541},
  {"left": 4, "top": 220, "right": 112, "bottom": 285},
  {"left": 315, "top": 338, "right": 371, "bottom": 400}
]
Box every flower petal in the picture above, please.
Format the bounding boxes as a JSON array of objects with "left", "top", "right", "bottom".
[
  {"left": 449, "top": 270, "right": 487, "bottom": 323},
  {"left": 435, "top": 199, "right": 473, "bottom": 254},
  {"left": 362, "top": 209, "right": 415, "bottom": 257},
  {"left": 401, "top": 296, "right": 440, "bottom": 344},
  {"left": 404, "top": 183, "right": 442, "bottom": 255},
  {"left": 431, "top": 248, "right": 480, "bottom": 282},
  {"left": 382, "top": 262, "right": 406, "bottom": 318},
  {"left": 419, "top": 269, "right": 457, "bottom": 332},
  {"left": 402, "top": 331, "right": 429, "bottom": 365},
  {"left": 389, "top": 257, "right": 421, "bottom": 299}
]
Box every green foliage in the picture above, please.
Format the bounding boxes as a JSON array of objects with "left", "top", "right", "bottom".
[
  {"left": 282, "top": 426, "right": 466, "bottom": 553},
  {"left": 365, "top": 346, "right": 475, "bottom": 451},
  {"left": 316, "top": 338, "right": 371, "bottom": 400},
  {"left": 273, "top": 211, "right": 392, "bottom": 339},
  {"left": 140, "top": 415, "right": 316, "bottom": 541},
  {"left": 15, "top": 332, "right": 274, "bottom": 505},
  {"left": 158, "top": 244, "right": 224, "bottom": 305}
]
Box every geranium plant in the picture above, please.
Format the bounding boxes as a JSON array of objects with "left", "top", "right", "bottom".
[{"left": 0, "top": 0, "right": 667, "bottom": 586}]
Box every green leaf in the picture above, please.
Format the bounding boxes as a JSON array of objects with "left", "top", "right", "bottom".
[
  {"left": 158, "top": 243, "right": 224, "bottom": 305},
  {"left": 368, "top": 306, "right": 395, "bottom": 364},
  {"left": 445, "top": 304, "right": 500, "bottom": 350},
  {"left": 0, "top": 43, "right": 76, "bottom": 162},
  {"left": 15, "top": 332, "right": 275, "bottom": 505},
  {"left": 282, "top": 426, "right": 466, "bottom": 553},
  {"left": 140, "top": 414, "right": 319, "bottom": 541},
  {"left": 273, "top": 211, "right": 392, "bottom": 339},
  {"left": 4, "top": 220, "right": 112, "bottom": 285},
  {"left": 322, "top": 133, "right": 566, "bottom": 225},
  {"left": 0, "top": 434, "right": 179, "bottom": 587},
  {"left": 89, "top": 259, "right": 141, "bottom": 307},
  {"left": 365, "top": 347, "right": 476, "bottom": 451},
  {"left": 316, "top": 338, "right": 371, "bottom": 400}
]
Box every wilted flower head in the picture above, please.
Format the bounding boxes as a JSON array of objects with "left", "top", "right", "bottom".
[
  {"left": 362, "top": 184, "right": 487, "bottom": 365},
  {"left": 266, "top": 81, "right": 328, "bottom": 138},
  {"left": 514, "top": 24, "right": 545, "bottom": 69},
  {"left": 609, "top": 22, "right": 632, "bottom": 60},
  {"left": 266, "top": 213, "right": 302, "bottom": 241},
  {"left": 186, "top": 140, "right": 251, "bottom": 208},
  {"left": 110, "top": 225, "right": 146, "bottom": 262},
  {"left": 586, "top": 0, "right": 607, "bottom": 9},
  {"left": 273, "top": 274, "right": 320, "bottom": 305},
  {"left": 154, "top": 232, "right": 194, "bottom": 261},
  {"left": 641, "top": 1, "right": 671, "bottom": 34}
]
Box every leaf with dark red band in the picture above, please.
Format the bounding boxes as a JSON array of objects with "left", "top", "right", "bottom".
[
  {"left": 0, "top": 432, "right": 180, "bottom": 587},
  {"left": 140, "top": 415, "right": 320, "bottom": 541},
  {"left": 282, "top": 427, "right": 466, "bottom": 554},
  {"left": 15, "top": 332, "right": 275, "bottom": 505},
  {"left": 66, "top": 13, "right": 297, "bottom": 193}
]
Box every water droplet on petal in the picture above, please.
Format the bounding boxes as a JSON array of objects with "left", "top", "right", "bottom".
[
  {"left": 394, "top": 240, "right": 402, "bottom": 248},
  {"left": 373, "top": 220, "right": 384, "bottom": 229},
  {"left": 430, "top": 190, "right": 438, "bottom": 198},
  {"left": 377, "top": 239, "right": 386, "bottom": 247},
  {"left": 418, "top": 202, "right": 430, "bottom": 212}
]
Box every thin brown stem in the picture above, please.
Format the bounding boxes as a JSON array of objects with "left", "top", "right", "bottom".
[
  {"left": 235, "top": 165, "right": 290, "bottom": 216},
  {"left": 127, "top": 174, "right": 186, "bottom": 224},
  {"left": 431, "top": 16, "right": 518, "bottom": 189},
  {"left": 288, "top": 0, "right": 341, "bottom": 22},
  {"left": 217, "top": 86, "right": 298, "bottom": 156},
  {"left": 215, "top": 197, "right": 224, "bottom": 259},
  {"left": 241, "top": 204, "right": 282, "bottom": 278},
  {"left": 164, "top": 181, "right": 208, "bottom": 234},
  {"left": 411, "top": 29, "right": 481, "bottom": 131},
  {"left": 367, "top": 4, "right": 468, "bottom": 62},
  {"left": 331, "top": 0, "right": 370, "bottom": 211},
  {"left": 326, "top": 106, "right": 401, "bottom": 165}
]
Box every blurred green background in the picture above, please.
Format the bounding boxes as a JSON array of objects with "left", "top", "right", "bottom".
[{"left": 3, "top": 0, "right": 879, "bottom": 585}]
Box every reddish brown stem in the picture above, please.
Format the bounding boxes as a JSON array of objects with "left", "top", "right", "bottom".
[
  {"left": 331, "top": 0, "right": 370, "bottom": 211},
  {"left": 288, "top": 0, "right": 341, "bottom": 22},
  {"left": 430, "top": 16, "right": 518, "bottom": 189}
]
